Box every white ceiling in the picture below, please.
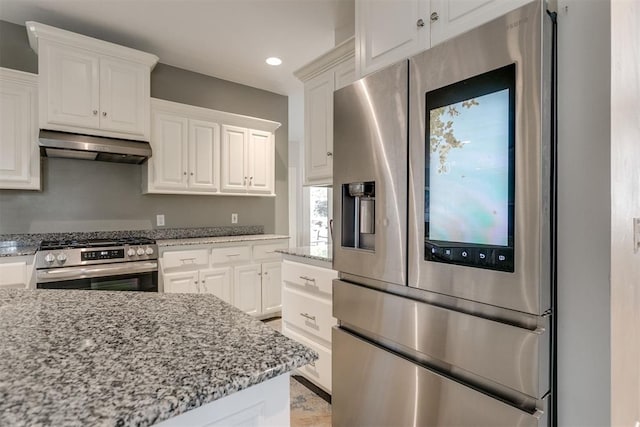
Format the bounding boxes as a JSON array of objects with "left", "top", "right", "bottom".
[{"left": 0, "top": 0, "right": 355, "bottom": 96}]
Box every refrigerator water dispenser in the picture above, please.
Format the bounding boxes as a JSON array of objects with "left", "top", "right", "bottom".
[{"left": 342, "top": 182, "right": 375, "bottom": 251}]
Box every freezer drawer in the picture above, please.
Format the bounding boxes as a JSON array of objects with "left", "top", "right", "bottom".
[
  {"left": 333, "top": 327, "right": 548, "bottom": 427},
  {"left": 333, "top": 279, "right": 549, "bottom": 400}
]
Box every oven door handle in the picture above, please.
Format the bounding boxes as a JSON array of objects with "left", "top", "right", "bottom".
[{"left": 37, "top": 261, "right": 158, "bottom": 283}]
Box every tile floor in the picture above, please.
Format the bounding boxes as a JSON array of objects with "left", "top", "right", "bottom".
[{"left": 263, "top": 317, "right": 332, "bottom": 427}]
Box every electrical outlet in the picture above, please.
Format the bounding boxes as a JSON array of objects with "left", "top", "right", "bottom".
[
  {"left": 634, "top": 218, "right": 640, "bottom": 254},
  {"left": 156, "top": 214, "right": 165, "bottom": 227},
  {"left": 231, "top": 213, "right": 238, "bottom": 224}
]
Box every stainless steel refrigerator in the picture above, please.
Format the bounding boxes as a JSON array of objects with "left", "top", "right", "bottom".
[{"left": 332, "top": 1, "right": 556, "bottom": 426}]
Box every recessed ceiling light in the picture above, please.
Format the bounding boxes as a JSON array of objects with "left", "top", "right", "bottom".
[{"left": 266, "top": 57, "right": 282, "bottom": 66}]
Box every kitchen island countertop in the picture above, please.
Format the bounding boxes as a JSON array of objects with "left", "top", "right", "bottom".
[{"left": 0, "top": 289, "right": 316, "bottom": 426}]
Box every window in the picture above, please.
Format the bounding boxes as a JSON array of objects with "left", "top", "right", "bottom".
[{"left": 302, "top": 186, "right": 332, "bottom": 246}]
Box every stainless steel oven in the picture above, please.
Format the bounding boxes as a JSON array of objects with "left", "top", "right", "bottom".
[{"left": 35, "top": 238, "right": 158, "bottom": 292}]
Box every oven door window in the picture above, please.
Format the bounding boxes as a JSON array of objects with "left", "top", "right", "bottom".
[{"left": 38, "top": 272, "right": 158, "bottom": 292}]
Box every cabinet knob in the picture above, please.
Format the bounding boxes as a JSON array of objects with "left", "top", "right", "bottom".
[
  {"left": 102, "top": 111, "right": 107, "bottom": 117},
  {"left": 190, "top": 172, "right": 194, "bottom": 176},
  {"left": 201, "top": 280, "right": 205, "bottom": 284},
  {"left": 430, "top": 12, "right": 439, "bottom": 22},
  {"left": 93, "top": 110, "right": 98, "bottom": 116},
  {"left": 183, "top": 172, "right": 187, "bottom": 176},
  {"left": 327, "top": 151, "right": 333, "bottom": 157},
  {"left": 417, "top": 18, "right": 425, "bottom": 27},
  {"left": 244, "top": 176, "right": 247, "bottom": 185}
]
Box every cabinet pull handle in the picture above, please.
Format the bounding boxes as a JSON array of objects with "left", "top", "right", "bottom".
[
  {"left": 226, "top": 253, "right": 241, "bottom": 257},
  {"left": 326, "top": 151, "right": 333, "bottom": 157},
  {"left": 92, "top": 110, "right": 98, "bottom": 116},
  {"left": 180, "top": 258, "right": 196, "bottom": 264},
  {"left": 430, "top": 12, "right": 439, "bottom": 22},
  {"left": 417, "top": 18, "right": 425, "bottom": 27},
  {"left": 300, "top": 312, "right": 316, "bottom": 321},
  {"left": 102, "top": 111, "right": 107, "bottom": 117},
  {"left": 299, "top": 275, "right": 316, "bottom": 283},
  {"left": 244, "top": 176, "right": 247, "bottom": 185}
]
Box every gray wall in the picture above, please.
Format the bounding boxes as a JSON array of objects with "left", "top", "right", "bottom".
[
  {"left": 556, "top": 1, "right": 611, "bottom": 425},
  {"left": 0, "top": 20, "right": 288, "bottom": 235}
]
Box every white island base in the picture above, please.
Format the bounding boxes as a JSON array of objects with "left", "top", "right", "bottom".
[{"left": 157, "top": 374, "right": 290, "bottom": 427}]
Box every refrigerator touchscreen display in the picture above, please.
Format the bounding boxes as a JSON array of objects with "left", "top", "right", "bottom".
[{"left": 424, "top": 64, "right": 515, "bottom": 272}]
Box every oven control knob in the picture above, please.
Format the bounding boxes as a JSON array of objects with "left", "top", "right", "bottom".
[
  {"left": 127, "top": 248, "right": 136, "bottom": 257},
  {"left": 136, "top": 247, "right": 145, "bottom": 256},
  {"left": 45, "top": 253, "right": 56, "bottom": 264},
  {"left": 56, "top": 253, "right": 67, "bottom": 263},
  {"left": 145, "top": 247, "right": 154, "bottom": 255}
]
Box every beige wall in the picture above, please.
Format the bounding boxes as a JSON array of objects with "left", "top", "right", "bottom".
[
  {"left": 611, "top": 1, "right": 640, "bottom": 425},
  {"left": 0, "top": 20, "right": 288, "bottom": 235}
]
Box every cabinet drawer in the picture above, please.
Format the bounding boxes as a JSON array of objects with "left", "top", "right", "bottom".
[
  {"left": 282, "top": 287, "right": 336, "bottom": 343},
  {"left": 211, "top": 246, "right": 251, "bottom": 265},
  {"left": 0, "top": 262, "right": 27, "bottom": 287},
  {"left": 283, "top": 324, "right": 332, "bottom": 393},
  {"left": 162, "top": 249, "right": 209, "bottom": 270},
  {"left": 282, "top": 260, "right": 337, "bottom": 296},
  {"left": 253, "top": 240, "right": 288, "bottom": 261}
]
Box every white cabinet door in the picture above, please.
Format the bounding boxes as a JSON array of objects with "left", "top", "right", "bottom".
[
  {"left": 99, "top": 57, "right": 147, "bottom": 136},
  {"left": 0, "top": 68, "right": 39, "bottom": 190},
  {"left": 221, "top": 125, "right": 249, "bottom": 193},
  {"left": 200, "top": 267, "right": 232, "bottom": 304},
  {"left": 247, "top": 129, "right": 273, "bottom": 194},
  {"left": 164, "top": 270, "right": 199, "bottom": 294},
  {"left": 430, "top": 0, "right": 533, "bottom": 46},
  {"left": 261, "top": 261, "right": 282, "bottom": 316},
  {"left": 304, "top": 70, "right": 333, "bottom": 185},
  {"left": 356, "top": 0, "right": 430, "bottom": 77},
  {"left": 233, "top": 264, "right": 261, "bottom": 316},
  {"left": 189, "top": 119, "right": 220, "bottom": 192},
  {"left": 151, "top": 112, "right": 189, "bottom": 190},
  {"left": 44, "top": 42, "right": 100, "bottom": 129}
]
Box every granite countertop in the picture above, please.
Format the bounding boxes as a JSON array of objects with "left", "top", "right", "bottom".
[
  {"left": 278, "top": 245, "right": 333, "bottom": 263},
  {"left": 0, "top": 289, "right": 317, "bottom": 426},
  {"left": 0, "top": 241, "right": 37, "bottom": 258},
  {"left": 157, "top": 234, "right": 290, "bottom": 247}
]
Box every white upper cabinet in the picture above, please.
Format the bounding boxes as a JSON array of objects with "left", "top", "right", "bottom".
[
  {"left": 356, "top": 0, "right": 535, "bottom": 77},
  {"left": 26, "top": 21, "right": 158, "bottom": 141},
  {"left": 221, "top": 126, "right": 275, "bottom": 195},
  {"left": 356, "top": 0, "right": 430, "bottom": 77},
  {"left": 294, "top": 37, "right": 356, "bottom": 186},
  {"left": 221, "top": 125, "right": 249, "bottom": 193},
  {"left": 0, "top": 68, "right": 40, "bottom": 190},
  {"left": 144, "top": 98, "right": 279, "bottom": 196},
  {"left": 189, "top": 119, "right": 220, "bottom": 191},
  {"left": 430, "top": 0, "right": 535, "bottom": 45}
]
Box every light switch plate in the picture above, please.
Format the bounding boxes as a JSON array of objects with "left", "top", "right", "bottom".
[
  {"left": 231, "top": 213, "right": 238, "bottom": 224},
  {"left": 156, "top": 214, "right": 165, "bottom": 227}
]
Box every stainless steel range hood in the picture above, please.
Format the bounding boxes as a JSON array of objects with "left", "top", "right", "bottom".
[{"left": 39, "top": 130, "right": 152, "bottom": 164}]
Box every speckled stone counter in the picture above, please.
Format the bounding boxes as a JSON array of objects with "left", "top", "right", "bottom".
[
  {"left": 0, "top": 225, "right": 265, "bottom": 248},
  {"left": 157, "top": 234, "right": 289, "bottom": 247},
  {"left": 277, "top": 245, "right": 333, "bottom": 263},
  {"left": 0, "top": 289, "right": 317, "bottom": 426},
  {"left": 0, "top": 242, "right": 37, "bottom": 257}
]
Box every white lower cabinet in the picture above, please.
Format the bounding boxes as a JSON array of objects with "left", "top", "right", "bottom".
[
  {"left": 0, "top": 256, "right": 35, "bottom": 289},
  {"left": 281, "top": 259, "right": 337, "bottom": 393},
  {"left": 160, "top": 238, "right": 288, "bottom": 318}
]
